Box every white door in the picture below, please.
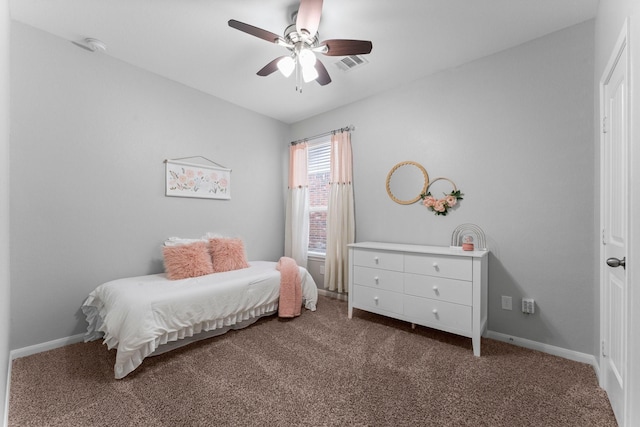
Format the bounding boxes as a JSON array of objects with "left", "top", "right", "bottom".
[{"left": 600, "top": 23, "right": 629, "bottom": 426}]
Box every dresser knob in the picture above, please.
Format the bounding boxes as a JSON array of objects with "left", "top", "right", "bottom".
[
  {"left": 374, "top": 256, "right": 379, "bottom": 264},
  {"left": 432, "top": 262, "right": 439, "bottom": 271},
  {"left": 432, "top": 286, "right": 439, "bottom": 294},
  {"left": 374, "top": 276, "right": 379, "bottom": 283},
  {"left": 432, "top": 309, "right": 438, "bottom": 315},
  {"left": 374, "top": 296, "right": 379, "bottom": 304}
]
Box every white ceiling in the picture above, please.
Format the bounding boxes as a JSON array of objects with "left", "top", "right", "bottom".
[{"left": 10, "top": 0, "right": 598, "bottom": 124}]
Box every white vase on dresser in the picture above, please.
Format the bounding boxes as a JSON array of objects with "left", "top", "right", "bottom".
[{"left": 348, "top": 241, "right": 489, "bottom": 356}]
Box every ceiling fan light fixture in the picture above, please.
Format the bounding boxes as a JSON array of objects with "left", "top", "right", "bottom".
[
  {"left": 277, "top": 56, "right": 296, "bottom": 77},
  {"left": 298, "top": 48, "right": 316, "bottom": 68},
  {"left": 302, "top": 64, "right": 319, "bottom": 83}
]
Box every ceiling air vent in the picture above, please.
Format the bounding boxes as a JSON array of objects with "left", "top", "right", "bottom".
[{"left": 335, "top": 55, "right": 369, "bottom": 72}]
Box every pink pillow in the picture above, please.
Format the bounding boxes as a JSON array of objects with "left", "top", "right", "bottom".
[
  {"left": 163, "top": 241, "right": 214, "bottom": 280},
  {"left": 209, "top": 238, "right": 250, "bottom": 273}
]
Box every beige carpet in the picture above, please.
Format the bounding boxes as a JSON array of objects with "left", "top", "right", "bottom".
[{"left": 9, "top": 296, "right": 616, "bottom": 426}]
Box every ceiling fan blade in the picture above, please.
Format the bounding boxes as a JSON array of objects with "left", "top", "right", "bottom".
[
  {"left": 314, "top": 60, "right": 331, "bottom": 86},
  {"left": 257, "top": 56, "right": 286, "bottom": 76},
  {"left": 320, "top": 39, "right": 373, "bottom": 56},
  {"left": 296, "top": 0, "right": 323, "bottom": 37},
  {"left": 228, "top": 19, "right": 282, "bottom": 44}
]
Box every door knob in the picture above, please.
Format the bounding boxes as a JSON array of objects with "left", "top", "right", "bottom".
[{"left": 606, "top": 257, "right": 626, "bottom": 269}]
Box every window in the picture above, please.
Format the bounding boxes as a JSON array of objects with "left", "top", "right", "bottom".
[{"left": 307, "top": 140, "right": 331, "bottom": 255}]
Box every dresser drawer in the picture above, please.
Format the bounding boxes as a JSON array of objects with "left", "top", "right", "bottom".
[
  {"left": 404, "top": 253, "right": 472, "bottom": 281},
  {"left": 353, "top": 249, "right": 403, "bottom": 272},
  {"left": 404, "top": 273, "right": 472, "bottom": 306},
  {"left": 353, "top": 266, "right": 403, "bottom": 292},
  {"left": 404, "top": 296, "right": 472, "bottom": 335},
  {"left": 352, "top": 285, "right": 403, "bottom": 316}
]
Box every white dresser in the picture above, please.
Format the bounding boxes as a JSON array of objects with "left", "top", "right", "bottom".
[{"left": 348, "top": 242, "right": 488, "bottom": 356}]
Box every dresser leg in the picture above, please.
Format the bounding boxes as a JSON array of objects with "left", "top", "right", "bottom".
[
  {"left": 411, "top": 323, "right": 416, "bottom": 329},
  {"left": 472, "top": 337, "right": 481, "bottom": 356}
]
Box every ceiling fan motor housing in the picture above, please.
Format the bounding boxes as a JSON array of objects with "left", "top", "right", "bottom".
[{"left": 283, "top": 24, "right": 319, "bottom": 52}]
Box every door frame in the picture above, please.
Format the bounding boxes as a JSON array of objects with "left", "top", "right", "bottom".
[{"left": 599, "top": 17, "right": 636, "bottom": 426}]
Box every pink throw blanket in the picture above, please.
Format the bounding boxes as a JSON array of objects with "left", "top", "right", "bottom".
[{"left": 276, "top": 256, "right": 302, "bottom": 318}]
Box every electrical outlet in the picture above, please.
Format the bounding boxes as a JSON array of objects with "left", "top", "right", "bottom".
[
  {"left": 501, "top": 296, "right": 512, "bottom": 310},
  {"left": 319, "top": 264, "right": 325, "bottom": 275},
  {"left": 522, "top": 298, "right": 535, "bottom": 314}
]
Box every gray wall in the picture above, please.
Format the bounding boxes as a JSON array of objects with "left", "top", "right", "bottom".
[
  {"left": 292, "top": 21, "right": 596, "bottom": 355},
  {"left": 9, "top": 22, "right": 290, "bottom": 350},
  {"left": 1, "top": 0, "right": 10, "bottom": 422}
]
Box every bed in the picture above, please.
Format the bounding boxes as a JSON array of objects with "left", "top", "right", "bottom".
[{"left": 82, "top": 260, "right": 318, "bottom": 379}]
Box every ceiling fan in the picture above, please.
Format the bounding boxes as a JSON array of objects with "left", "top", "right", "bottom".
[{"left": 228, "top": 0, "right": 373, "bottom": 92}]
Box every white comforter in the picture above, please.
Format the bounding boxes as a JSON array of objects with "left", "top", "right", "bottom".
[{"left": 82, "top": 261, "right": 318, "bottom": 379}]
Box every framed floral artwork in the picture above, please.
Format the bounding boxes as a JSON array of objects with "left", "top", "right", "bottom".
[{"left": 165, "top": 159, "right": 231, "bottom": 200}]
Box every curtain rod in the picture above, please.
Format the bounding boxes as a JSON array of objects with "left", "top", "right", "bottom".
[{"left": 290, "top": 124, "right": 355, "bottom": 146}]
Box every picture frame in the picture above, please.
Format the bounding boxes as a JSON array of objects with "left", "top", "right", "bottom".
[{"left": 165, "top": 159, "right": 231, "bottom": 200}]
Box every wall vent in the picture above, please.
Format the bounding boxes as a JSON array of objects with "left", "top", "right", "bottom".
[{"left": 334, "top": 55, "right": 369, "bottom": 72}]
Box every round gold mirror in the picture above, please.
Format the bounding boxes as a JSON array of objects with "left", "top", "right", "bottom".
[{"left": 386, "top": 161, "right": 429, "bottom": 205}]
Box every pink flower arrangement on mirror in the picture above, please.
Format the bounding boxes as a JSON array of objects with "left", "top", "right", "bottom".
[{"left": 420, "top": 189, "right": 463, "bottom": 216}]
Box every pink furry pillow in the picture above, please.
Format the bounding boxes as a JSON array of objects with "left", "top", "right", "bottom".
[
  {"left": 208, "top": 238, "right": 250, "bottom": 273},
  {"left": 162, "top": 241, "right": 214, "bottom": 280}
]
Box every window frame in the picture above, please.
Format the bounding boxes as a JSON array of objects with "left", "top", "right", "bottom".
[{"left": 307, "top": 139, "right": 331, "bottom": 257}]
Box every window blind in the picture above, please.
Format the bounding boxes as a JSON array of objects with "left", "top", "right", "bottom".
[{"left": 308, "top": 142, "right": 330, "bottom": 173}]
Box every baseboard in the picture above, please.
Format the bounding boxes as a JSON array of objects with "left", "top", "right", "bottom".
[
  {"left": 592, "top": 358, "right": 601, "bottom": 384},
  {"left": 9, "top": 333, "right": 85, "bottom": 361},
  {"left": 317, "top": 288, "right": 348, "bottom": 302},
  {"left": 486, "top": 330, "right": 599, "bottom": 372},
  {"left": 3, "top": 356, "right": 10, "bottom": 427}
]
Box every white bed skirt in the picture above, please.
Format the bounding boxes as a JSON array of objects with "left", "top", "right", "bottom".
[{"left": 148, "top": 308, "right": 277, "bottom": 357}]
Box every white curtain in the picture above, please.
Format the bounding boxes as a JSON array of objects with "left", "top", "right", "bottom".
[
  {"left": 324, "top": 131, "right": 355, "bottom": 293},
  {"left": 284, "top": 142, "right": 309, "bottom": 268}
]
